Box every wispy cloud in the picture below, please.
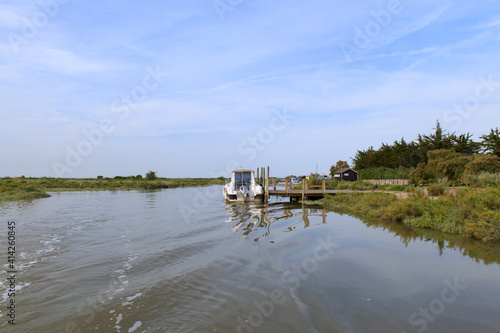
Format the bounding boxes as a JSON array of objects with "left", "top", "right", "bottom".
[
  {"left": 32, "top": 48, "right": 107, "bottom": 74},
  {"left": 381, "top": 2, "right": 454, "bottom": 45},
  {"left": 1, "top": 0, "right": 499, "bottom": 177}
]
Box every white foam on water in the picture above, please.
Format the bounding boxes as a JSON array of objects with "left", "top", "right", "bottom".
[
  {"left": 115, "top": 313, "right": 123, "bottom": 325},
  {"left": 128, "top": 321, "right": 142, "bottom": 332},
  {"left": 16, "top": 260, "right": 39, "bottom": 270},
  {"left": 0, "top": 282, "right": 31, "bottom": 318},
  {"left": 126, "top": 293, "right": 142, "bottom": 302},
  {"left": 16, "top": 282, "right": 31, "bottom": 291}
]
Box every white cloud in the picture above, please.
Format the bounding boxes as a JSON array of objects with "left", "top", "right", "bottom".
[{"left": 32, "top": 48, "right": 106, "bottom": 74}]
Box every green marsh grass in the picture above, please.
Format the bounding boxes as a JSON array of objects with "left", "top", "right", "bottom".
[{"left": 321, "top": 187, "right": 500, "bottom": 242}]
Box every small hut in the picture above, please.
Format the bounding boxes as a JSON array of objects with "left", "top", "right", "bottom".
[{"left": 333, "top": 168, "right": 359, "bottom": 181}]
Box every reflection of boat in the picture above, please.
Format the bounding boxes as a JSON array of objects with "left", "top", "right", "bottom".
[
  {"left": 223, "top": 200, "right": 327, "bottom": 241},
  {"left": 223, "top": 169, "right": 264, "bottom": 202}
]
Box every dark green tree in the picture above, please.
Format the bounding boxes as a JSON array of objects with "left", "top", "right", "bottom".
[
  {"left": 145, "top": 171, "right": 157, "bottom": 180},
  {"left": 330, "top": 160, "right": 350, "bottom": 175},
  {"left": 451, "top": 133, "right": 481, "bottom": 156},
  {"left": 480, "top": 127, "right": 500, "bottom": 157}
]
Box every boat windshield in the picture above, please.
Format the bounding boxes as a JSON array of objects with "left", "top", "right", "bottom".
[{"left": 234, "top": 171, "right": 252, "bottom": 188}]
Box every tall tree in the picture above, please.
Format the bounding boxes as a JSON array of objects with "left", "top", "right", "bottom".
[
  {"left": 418, "top": 120, "right": 454, "bottom": 151},
  {"left": 330, "top": 160, "right": 350, "bottom": 175},
  {"left": 451, "top": 133, "right": 481, "bottom": 156},
  {"left": 480, "top": 127, "right": 500, "bottom": 157}
]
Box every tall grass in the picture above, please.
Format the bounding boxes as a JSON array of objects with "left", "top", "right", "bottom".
[
  {"left": 0, "top": 181, "right": 51, "bottom": 202},
  {"left": 358, "top": 166, "right": 413, "bottom": 180},
  {"left": 462, "top": 172, "right": 500, "bottom": 188},
  {"left": 0, "top": 177, "right": 226, "bottom": 202},
  {"left": 322, "top": 188, "right": 500, "bottom": 242}
]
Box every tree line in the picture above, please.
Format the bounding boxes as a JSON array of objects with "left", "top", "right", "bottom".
[
  {"left": 353, "top": 122, "right": 500, "bottom": 170},
  {"left": 333, "top": 122, "right": 500, "bottom": 184}
]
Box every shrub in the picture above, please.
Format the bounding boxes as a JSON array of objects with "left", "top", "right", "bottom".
[
  {"left": 427, "top": 185, "right": 445, "bottom": 196},
  {"left": 462, "top": 172, "right": 500, "bottom": 188},
  {"left": 359, "top": 166, "right": 413, "bottom": 180},
  {"left": 463, "top": 154, "right": 500, "bottom": 175},
  {"left": 437, "top": 177, "right": 451, "bottom": 187},
  {"left": 145, "top": 171, "right": 157, "bottom": 181},
  {"left": 388, "top": 185, "right": 408, "bottom": 191}
]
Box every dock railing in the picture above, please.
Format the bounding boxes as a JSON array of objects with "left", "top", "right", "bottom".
[{"left": 268, "top": 178, "right": 328, "bottom": 196}]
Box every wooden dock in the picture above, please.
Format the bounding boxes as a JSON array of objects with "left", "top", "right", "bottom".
[
  {"left": 264, "top": 178, "right": 362, "bottom": 201},
  {"left": 256, "top": 167, "right": 409, "bottom": 202}
]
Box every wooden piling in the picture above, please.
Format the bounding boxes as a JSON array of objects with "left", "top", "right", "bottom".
[{"left": 265, "top": 166, "right": 270, "bottom": 201}]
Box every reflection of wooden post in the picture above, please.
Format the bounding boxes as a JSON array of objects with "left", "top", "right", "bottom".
[
  {"left": 302, "top": 203, "right": 310, "bottom": 228},
  {"left": 265, "top": 178, "right": 269, "bottom": 201}
]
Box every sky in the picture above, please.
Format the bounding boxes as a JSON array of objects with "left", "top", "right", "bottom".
[{"left": 1, "top": 0, "right": 499, "bottom": 178}]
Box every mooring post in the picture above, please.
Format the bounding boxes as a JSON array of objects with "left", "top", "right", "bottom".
[
  {"left": 265, "top": 166, "right": 270, "bottom": 201},
  {"left": 256, "top": 168, "right": 260, "bottom": 184},
  {"left": 302, "top": 178, "right": 306, "bottom": 201},
  {"left": 322, "top": 179, "right": 326, "bottom": 195},
  {"left": 285, "top": 177, "right": 289, "bottom": 195}
]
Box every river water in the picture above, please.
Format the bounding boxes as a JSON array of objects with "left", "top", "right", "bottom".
[{"left": 0, "top": 186, "right": 499, "bottom": 333}]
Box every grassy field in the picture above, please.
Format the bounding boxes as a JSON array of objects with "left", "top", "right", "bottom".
[
  {"left": 319, "top": 187, "right": 500, "bottom": 242},
  {"left": 0, "top": 177, "right": 226, "bottom": 203}
]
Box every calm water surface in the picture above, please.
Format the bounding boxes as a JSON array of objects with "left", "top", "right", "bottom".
[{"left": 0, "top": 186, "right": 499, "bottom": 333}]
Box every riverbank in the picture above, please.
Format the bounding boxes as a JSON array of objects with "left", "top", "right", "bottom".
[
  {"left": 0, "top": 177, "right": 226, "bottom": 203},
  {"left": 317, "top": 187, "right": 500, "bottom": 242}
]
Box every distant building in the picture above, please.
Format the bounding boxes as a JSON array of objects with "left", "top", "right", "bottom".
[
  {"left": 333, "top": 168, "right": 359, "bottom": 181},
  {"left": 97, "top": 175, "right": 104, "bottom": 179}
]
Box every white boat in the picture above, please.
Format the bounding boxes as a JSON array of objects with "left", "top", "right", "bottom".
[{"left": 223, "top": 169, "right": 264, "bottom": 202}]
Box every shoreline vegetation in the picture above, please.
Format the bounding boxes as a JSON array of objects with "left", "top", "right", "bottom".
[
  {"left": 0, "top": 176, "right": 226, "bottom": 203},
  {"left": 4, "top": 176, "right": 498, "bottom": 243},
  {"left": 318, "top": 122, "right": 500, "bottom": 243},
  {"left": 303, "top": 183, "right": 500, "bottom": 242}
]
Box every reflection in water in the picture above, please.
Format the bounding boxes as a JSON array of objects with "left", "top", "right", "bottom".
[
  {"left": 224, "top": 201, "right": 500, "bottom": 265},
  {"left": 224, "top": 201, "right": 327, "bottom": 241},
  {"left": 361, "top": 216, "right": 500, "bottom": 265}
]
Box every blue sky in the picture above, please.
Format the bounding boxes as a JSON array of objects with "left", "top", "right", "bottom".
[{"left": 1, "top": 0, "right": 499, "bottom": 178}]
